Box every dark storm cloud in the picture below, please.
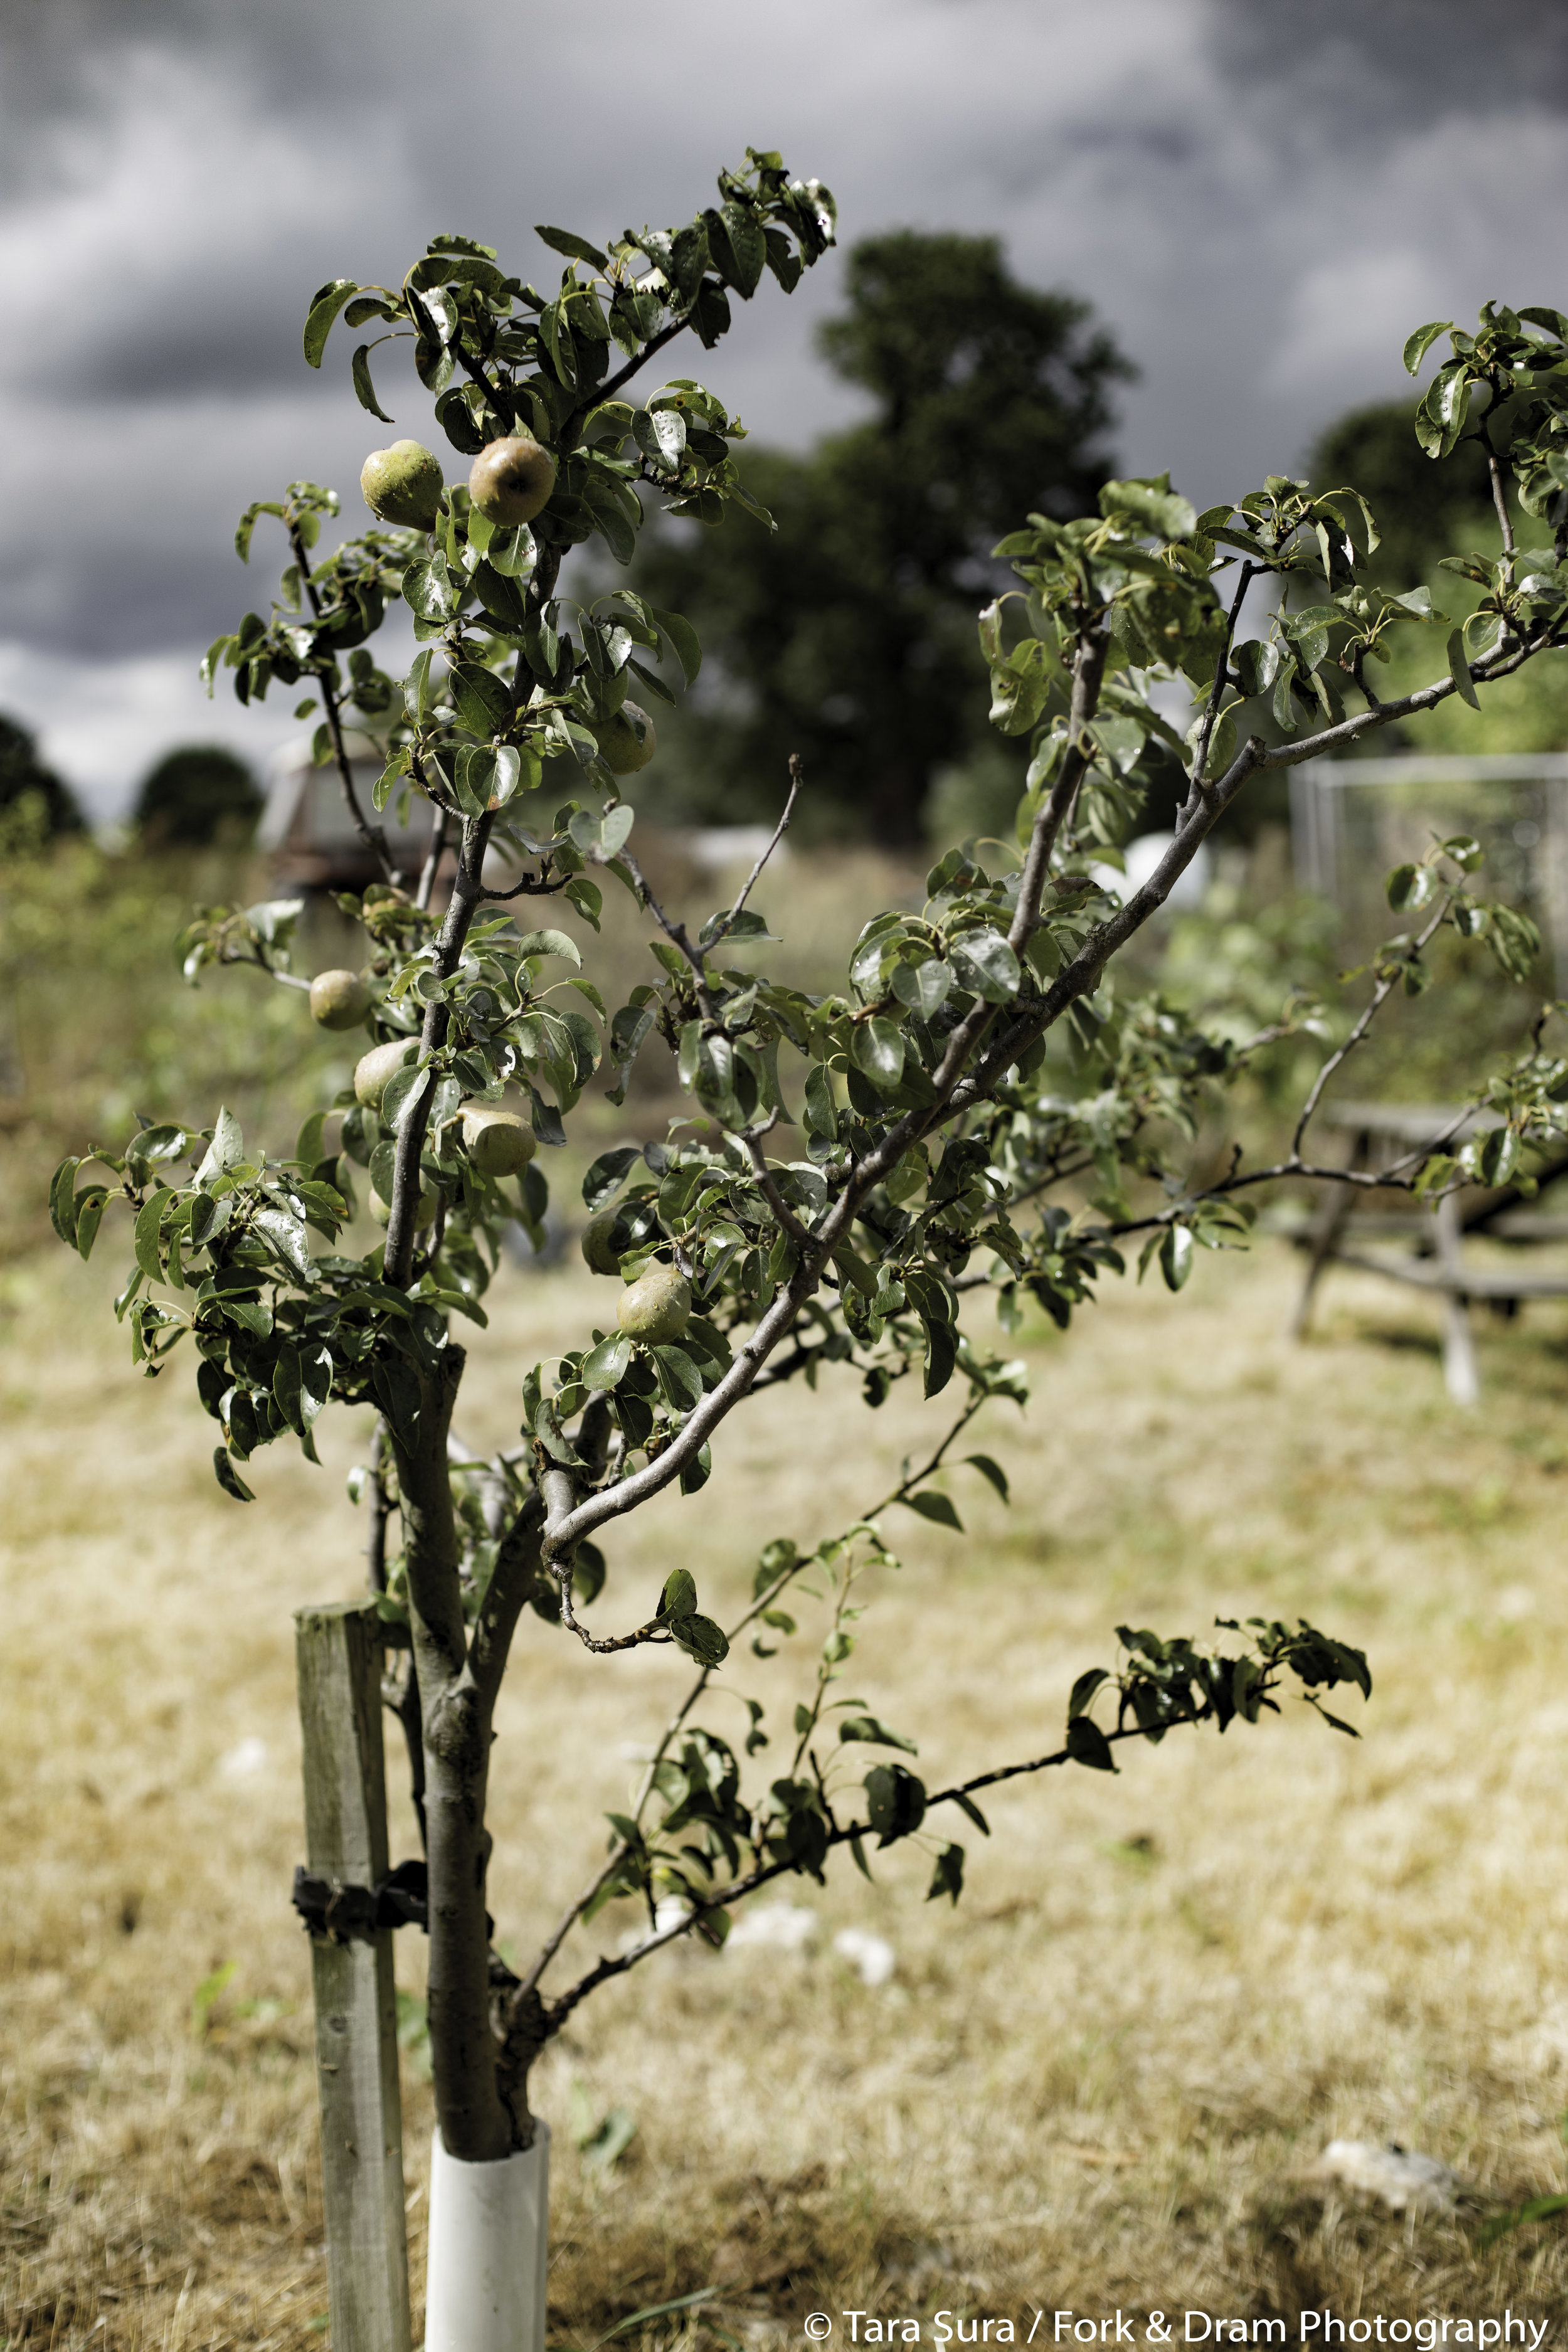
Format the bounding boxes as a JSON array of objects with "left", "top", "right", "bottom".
[{"left": 4, "top": 0, "right": 1567, "bottom": 807}]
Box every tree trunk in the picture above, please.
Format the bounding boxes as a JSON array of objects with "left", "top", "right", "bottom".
[{"left": 391, "top": 1345, "right": 514, "bottom": 2163}]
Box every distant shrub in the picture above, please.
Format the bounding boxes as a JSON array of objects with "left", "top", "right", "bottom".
[{"left": 135, "top": 744, "right": 262, "bottom": 846}]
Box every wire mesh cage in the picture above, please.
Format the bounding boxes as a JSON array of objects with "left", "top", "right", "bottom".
[{"left": 1290, "top": 753, "right": 1568, "bottom": 987}]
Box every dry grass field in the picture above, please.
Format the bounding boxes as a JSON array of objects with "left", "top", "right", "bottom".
[{"left": 8, "top": 1226, "right": 1568, "bottom": 2348}]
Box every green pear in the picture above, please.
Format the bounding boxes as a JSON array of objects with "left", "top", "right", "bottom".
[
  {"left": 469, "top": 435, "right": 557, "bottom": 526},
  {"left": 459, "top": 1106, "right": 536, "bottom": 1177},
  {"left": 369, "top": 1182, "right": 437, "bottom": 1230},
  {"left": 617, "top": 1261, "right": 691, "bottom": 1344},
  {"left": 590, "top": 701, "right": 656, "bottom": 776},
  {"left": 354, "top": 1037, "right": 418, "bottom": 1110},
  {"left": 309, "top": 968, "right": 371, "bottom": 1031},
  {"left": 360, "top": 439, "right": 444, "bottom": 531},
  {"left": 581, "top": 1209, "right": 625, "bottom": 1276}
]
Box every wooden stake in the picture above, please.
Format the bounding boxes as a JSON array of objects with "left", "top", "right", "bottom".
[{"left": 296, "top": 1600, "right": 411, "bottom": 2352}]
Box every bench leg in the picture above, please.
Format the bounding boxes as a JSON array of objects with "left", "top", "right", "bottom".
[
  {"left": 1434, "top": 1192, "right": 1480, "bottom": 1407},
  {"left": 1290, "top": 1126, "right": 1368, "bottom": 1342}
]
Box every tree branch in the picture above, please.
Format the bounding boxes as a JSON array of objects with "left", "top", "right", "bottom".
[
  {"left": 287, "top": 519, "right": 404, "bottom": 887},
  {"left": 384, "top": 810, "right": 494, "bottom": 1287},
  {"left": 703, "top": 756, "right": 803, "bottom": 952},
  {"left": 1014, "top": 629, "right": 1108, "bottom": 938},
  {"left": 1290, "top": 891, "right": 1456, "bottom": 1159},
  {"left": 1184, "top": 561, "right": 1258, "bottom": 817},
  {"left": 561, "top": 316, "right": 691, "bottom": 447},
  {"left": 541, "top": 1703, "right": 1218, "bottom": 2035}
]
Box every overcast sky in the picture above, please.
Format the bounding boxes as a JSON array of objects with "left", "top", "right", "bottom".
[{"left": 3, "top": 0, "right": 1566, "bottom": 818}]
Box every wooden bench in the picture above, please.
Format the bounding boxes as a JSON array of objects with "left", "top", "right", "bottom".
[{"left": 1291, "top": 1103, "right": 1568, "bottom": 1404}]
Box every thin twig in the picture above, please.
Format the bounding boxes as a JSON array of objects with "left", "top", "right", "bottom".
[
  {"left": 287, "top": 519, "right": 404, "bottom": 887},
  {"left": 704, "top": 756, "right": 803, "bottom": 952},
  {"left": 416, "top": 808, "right": 450, "bottom": 913},
  {"left": 543, "top": 1701, "right": 1223, "bottom": 2033},
  {"left": 521, "top": 1387, "right": 990, "bottom": 1988},
  {"left": 1187, "top": 561, "right": 1258, "bottom": 810},
  {"left": 1290, "top": 891, "right": 1454, "bottom": 1158}
]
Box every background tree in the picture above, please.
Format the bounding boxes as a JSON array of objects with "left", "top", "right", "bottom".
[
  {"left": 135, "top": 741, "right": 263, "bottom": 845},
  {"left": 633, "top": 230, "right": 1131, "bottom": 844},
  {"left": 0, "top": 712, "right": 82, "bottom": 835},
  {"left": 48, "top": 193, "right": 1568, "bottom": 2346}
]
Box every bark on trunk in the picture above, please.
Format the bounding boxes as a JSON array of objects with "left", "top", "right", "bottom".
[{"left": 392, "top": 1343, "right": 513, "bottom": 2163}]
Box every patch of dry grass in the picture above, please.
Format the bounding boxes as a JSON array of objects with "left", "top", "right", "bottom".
[{"left": 7, "top": 1239, "right": 1568, "bottom": 2346}]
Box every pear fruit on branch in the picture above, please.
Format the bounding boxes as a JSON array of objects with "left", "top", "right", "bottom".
[
  {"left": 590, "top": 701, "right": 657, "bottom": 776},
  {"left": 469, "top": 436, "right": 558, "bottom": 526},
  {"left": 617, "top": 1261, "right": 692, "bottom": 1343},
  {"left": 581, "top": 1209, "right": 625, "bottom": 1275},
  {"left": 309, "top": 969, "right": 371, "bottom": 1030},
  {"left": 360, "top": 439, "right": 445, "bottom": 531},
  {"left": 458, "top": 1106, "right": 536, "bottom": 1176},
  {"left": 354, "top": 1037, "right": 419, "bottom": 1109}
]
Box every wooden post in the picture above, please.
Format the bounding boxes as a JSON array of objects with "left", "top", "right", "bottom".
[{"left": 296, "top": 1600, "right": 411, "bottom": 2352}]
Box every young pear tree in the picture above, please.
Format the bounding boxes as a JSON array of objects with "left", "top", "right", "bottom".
[{"left": 50, "top": 148, "right": 1568, "bottom": 2231}]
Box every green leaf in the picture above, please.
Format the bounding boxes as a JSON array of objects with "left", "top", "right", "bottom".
[
  {"left": 214, "top": 1448, "right": 256, "bottom": 1503},
  {"left": 1446, "top": 626, "right": 1480, "bottom": 710},
  {"left": 926, "top": 1842, "right": 965, "bottom": 1906},
  {"left": 485, "top": 522, "right": 536, "bottom": 580},
  {"left": 1098, "top": 475, "right": 1197, "bottom": 542},
  {"left": 1386, "top": 861, "right": 1437, "bottom": 911},
  {"left": 950, "top": 928, "right": 1020, "bottom": 1002},
  {"left": 1475, "top": 2194, "right": 1568, "bottom": 2254},
  {"left": 892, "top": 957, "right": 953, "bottom": 1018},
  {"left": 1066, "top": 1716, "right": 1117, "bottom": 1773},
  {"left": 195, "top": 1108, "right": 245, "bottom": 1184},
  {"left": 651, "top": 1343, "right": 704, "bottom": 1409},
  {"left": 133, "top": 1188, "right": 172, "bottom": 1281},
  {"left": 304, "top": 278, "right": 357, "bottom": 368},
  {"left": 963, "top": 1453, "right": 1010, "bottom": 1505},
  {"left": 851, "top": 1017, "right": 905, "bottom": 1088},
  {"left": 515, "top": 928, "right": 581, "bottom": 967},
  {"left": 1402, "top": 319, "right": 1452, "bottom": 376},
  {"left": 581, "top": 1332, "right": 633, "bottom": 1391},
  {"left": 923, "top": 1318, "right": 957, "bottom": 1401},
  {"left": 864, "top": 1761, "right": 926, "bottom": 1845},
  {"left": 49, "top": 1157, "right": 82, "bottom": 1249},
  {"left": 351, "top": 342, "right": 395, "bottom": 424},
  {"left": 649, "top": 605, "right": 702, "bottom": 686},
  {"left": 838, "top": 1714, "right": 918, "bottom": 1754},
  {"left": 1067, "top": 1666, "right": 1110, "bottom": 1720},
  {"left": 803, "top": 1063, "right": 837, "bottom": 1141},
  {"left": 536, "top": 224, "right": 609, "bottom": 268},
  {"left": 583, "top": 1146, "right": 640, "bottom": 1209},
  {"left": 659, "top": 1568, "right": 698, "bottom": 1621},
  {"left": 635, "top": 407, "right": 687, "bottom": 476},
  {"left": 373, "top": 746, "right": 410, "bottom": 813},
  {"left": 902, "top": 1488, "right": 963, "bottom": 1532},
  {"left": 670, "top": 1613, "right": 729, "bottom": 1667},
  {"left": 1158, "top": 1225, "right": 1194, "bottom": 1293}
]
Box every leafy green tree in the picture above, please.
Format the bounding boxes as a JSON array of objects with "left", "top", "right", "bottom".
[
  {"left": 47, "top": 183, "right": 1568, "bottom": 2338},
  {"left": 0, "top": 712, "right": 82, "bottom": 836},
  {"left": 135, "top": 742, "right": 263, "bottom": 845},
  {"left": 634, "top": 231, "right": 1131, "bottom": 844}
]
